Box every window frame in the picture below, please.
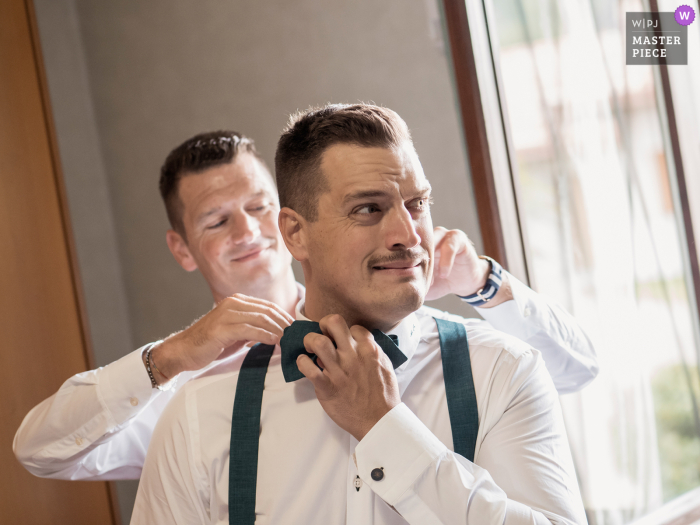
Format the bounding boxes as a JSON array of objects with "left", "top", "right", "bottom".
[{"left": 441, "top": 0, "right": 531, "bottom": 284}]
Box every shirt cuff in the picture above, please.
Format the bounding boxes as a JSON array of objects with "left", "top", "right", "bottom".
[
  {"left": 97, "top": 343, "right": 161, "bottom": 427},
  {"left": 354, "top": 403, "right": 447, "bottom": 506},
  {"left": 475, "top": 271, "right": 540, "bottom": 340}
]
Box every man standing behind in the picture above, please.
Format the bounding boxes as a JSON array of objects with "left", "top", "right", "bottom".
[
  {"left": 14, "top": 129, "right": 596, "bottom": 482},
  {"left": 131, "top": 105, "right": 586, "bottom": 524}
]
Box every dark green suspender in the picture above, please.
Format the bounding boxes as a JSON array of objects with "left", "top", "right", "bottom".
[
  {"left": 228, "top": 318, "right": 478, "bottom": 524},
  {"left": 434, "top": 318, "right": 479, "bottom": 461},
  {"left": 228, "top": 343, "right": 276, "bottom": 525}
]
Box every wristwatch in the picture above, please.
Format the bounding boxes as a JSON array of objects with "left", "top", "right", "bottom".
[{"left": 458, "top": 256, "right": 503, "bottom": 307}]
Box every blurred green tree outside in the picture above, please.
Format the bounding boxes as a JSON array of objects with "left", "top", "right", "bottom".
[{"left": 651, "top": 365, "right": 700, "bottom": 501}]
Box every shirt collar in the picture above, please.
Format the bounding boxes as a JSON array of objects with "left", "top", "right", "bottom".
[{"left": 294, "top": 297, "right": 420, "bottom": 366}]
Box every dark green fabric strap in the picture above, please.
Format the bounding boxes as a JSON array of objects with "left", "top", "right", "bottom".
[
  {"left": 229, "top": 343, "right": 275, "bottom": 525},
  {"left": 434, "top": 318, "right": 479, "bottom": 462}
]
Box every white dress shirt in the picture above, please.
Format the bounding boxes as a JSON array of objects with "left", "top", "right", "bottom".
[
  {"left": 130, "top": 302, "right": 587, "bottom": 524},
  {"left": 13, "top": 274, "right": 597, "bottom": 481}
]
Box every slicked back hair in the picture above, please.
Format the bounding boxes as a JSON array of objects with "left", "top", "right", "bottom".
[
  {"left": 275, "top": 104, "right": 412, "bottom": 221},
  {"left": 159, "top": 130, "right": 265, "bottom": 237}
]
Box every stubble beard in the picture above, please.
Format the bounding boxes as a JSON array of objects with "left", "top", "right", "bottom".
[{"left": 321, "top": 278, "right": 426, "bottom": 333}]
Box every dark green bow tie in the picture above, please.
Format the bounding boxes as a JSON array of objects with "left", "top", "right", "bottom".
[{"left": 280, "top": 320, "right": 407, "bottom": 383}]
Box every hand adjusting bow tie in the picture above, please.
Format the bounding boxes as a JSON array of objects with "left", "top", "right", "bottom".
[{"left": 280, "top": 320, "right": 407, "bottom": 383}]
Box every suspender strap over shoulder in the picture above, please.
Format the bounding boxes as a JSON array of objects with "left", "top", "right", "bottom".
[
  {"left": 229, "top": 343, "right": 275, "bottom": 525},
  {"left": 434, "top": 318, "right": 479, "bottom": 462}
]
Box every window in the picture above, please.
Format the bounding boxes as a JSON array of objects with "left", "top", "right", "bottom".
[{"left": 444, "top": 0, "right": 700, "bottom": 521}]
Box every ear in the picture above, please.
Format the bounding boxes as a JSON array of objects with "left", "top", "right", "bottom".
[
  {"left": 166, "top": 229, "right": 198, "bottom": 272},
  {"left": 278, "top": 207, "right": 309, "bottom": 262}
]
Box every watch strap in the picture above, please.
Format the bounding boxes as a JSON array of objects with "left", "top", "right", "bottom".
[{"left": 458, "top": 256, "right": 503, "bottom": 307}]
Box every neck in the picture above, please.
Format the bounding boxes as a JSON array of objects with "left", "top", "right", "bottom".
[
  {"left": 303, "top": 285, "right": 402, "bottom": 333},
  {"left": 212, "top": 265, "right": 299, "bottom": 318}
]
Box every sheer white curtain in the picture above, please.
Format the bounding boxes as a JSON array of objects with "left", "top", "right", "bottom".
[{"left": 487, "top": 0, "right": 700, "bottom": 522}]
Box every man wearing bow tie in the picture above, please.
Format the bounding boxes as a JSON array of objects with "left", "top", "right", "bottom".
[{"left": 131, "top": 104, "right": 587, "bottom": 524}]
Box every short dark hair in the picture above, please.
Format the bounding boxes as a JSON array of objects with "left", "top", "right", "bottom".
[
  {"left": 159, "top": 130, "right": 264, "bottom": 236},
  {"left": 275, "top": 104, "right": 412, "bottom": 221}
]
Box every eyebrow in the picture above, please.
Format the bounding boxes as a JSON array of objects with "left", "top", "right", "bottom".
[
  {"left": 195, "top": 190, "right": 268, "bottom": 223},
  {"left": 343, "top": 190, "right": 390, "bottom": 205},
  {"left": 342, "top": 187, "right": 432, "bottom": 206},
  {"left": 196, "top": 207, "right": 222, "bottom": 224}
]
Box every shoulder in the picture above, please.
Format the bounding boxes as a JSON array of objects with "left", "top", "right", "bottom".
[
  {"left": 417, "top": 305, "right": 533, "bottom": 362},
  {"left": 416, "top": 305, "right": 554, "bottom": 406},
  {"left": 163, "top": 352, "right": 247, "bottom": 426}
]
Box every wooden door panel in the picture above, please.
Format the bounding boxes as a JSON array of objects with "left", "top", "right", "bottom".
[{"left": 0, "top": 0, "right": 118, "bottom": 523}]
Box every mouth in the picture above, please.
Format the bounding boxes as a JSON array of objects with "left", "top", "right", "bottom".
[
  {"left": 231, "top": 246, "right": 268, "bottom": 262},
  {"left": 371, "top": 260, "right": 425, "bottom": 274}
]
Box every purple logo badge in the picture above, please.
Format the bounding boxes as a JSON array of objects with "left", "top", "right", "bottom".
[{"left": 675, "top": 5, "right": 695, "bottom": 26}]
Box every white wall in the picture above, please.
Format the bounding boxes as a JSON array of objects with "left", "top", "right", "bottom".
[{"left": 33, "top": 1, "right": 482, "bottom": 521}]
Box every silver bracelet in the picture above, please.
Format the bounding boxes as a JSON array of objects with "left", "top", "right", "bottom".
[
  {"left": 145, "top": 346, "right": 159, "bottom": 389},
  {"left": 149, "top": 349, "right": 169, "bottom": 380},
  {"left": 144, "top": 344, "right": 177, "bottom": 391}
]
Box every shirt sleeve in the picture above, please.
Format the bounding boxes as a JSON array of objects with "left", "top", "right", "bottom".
[
  {"left": 13, "top": 343, "right": 178, "bottom": 480},
  {"left": 131, "top": 383, "right": 207, "bottom": 525},
  {"left": 474, "top": 271, "right": 599, "bottom": 394},
  {"left": 354, "top": 351, "right": 587, "bottom": 525}
]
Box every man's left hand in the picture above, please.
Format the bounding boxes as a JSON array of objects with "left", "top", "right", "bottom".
[
  {"left": 426, "top": 227, "right": 490, "bottom": 300},
  {"left": 296, "top": 314, "right": 401, "bottom": 442}
]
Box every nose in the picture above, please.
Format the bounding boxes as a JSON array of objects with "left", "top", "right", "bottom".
[
  {"left": 230, "top": 211, "right": 261, "bottom": 245},
  {"left": 384, "top": 205, "right": 421, "bottom": 251}
]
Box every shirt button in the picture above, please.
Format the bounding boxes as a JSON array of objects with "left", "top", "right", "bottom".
[
  {"left": 523, "top": 307, "right": 531, "bottom": 317},
  {"left": 75, "top": 437, "right": 83, "bottom": 446},
  {"left": 130, "top": 397, "right": 139, "bottom": 407},
  {"left": 371, "top": 468, "right": 384, "bottom": 481}
]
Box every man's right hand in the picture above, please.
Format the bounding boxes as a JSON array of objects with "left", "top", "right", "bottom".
[{"left": 148, "top": 294, "right": 295, "bottom": 382}]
